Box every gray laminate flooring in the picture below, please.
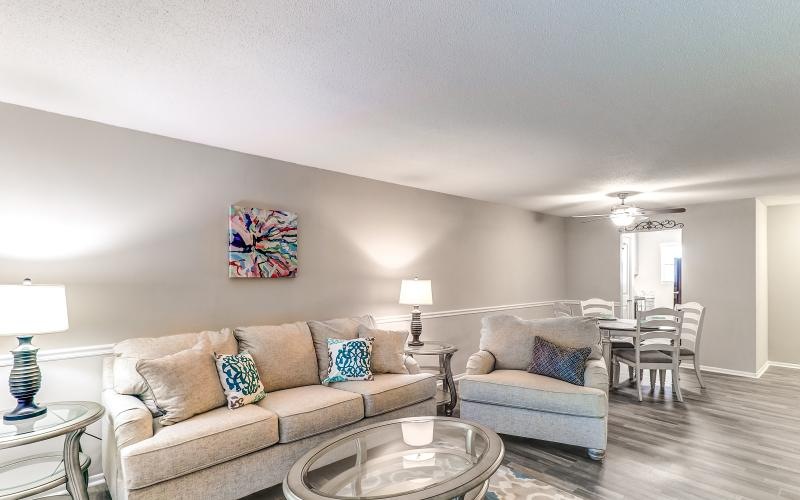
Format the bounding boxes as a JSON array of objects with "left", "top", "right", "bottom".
[
  {"left": 93, "top": 366, "right": 800, "bottom": 499},
  {"left": 499, "top": 366, "right": 800, "bottom": 500}
]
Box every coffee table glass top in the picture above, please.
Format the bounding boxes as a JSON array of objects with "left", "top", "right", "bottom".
[{"left": 299, "top": 417, "right": 500, "bottom": 499}]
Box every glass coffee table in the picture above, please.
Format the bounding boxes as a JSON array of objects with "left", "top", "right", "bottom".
[{"left": 283, "top": 416, "right": 504, "bottom": 500}]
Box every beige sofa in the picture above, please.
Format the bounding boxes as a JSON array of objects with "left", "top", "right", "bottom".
[
  {"left": 459, "top": 315, "right": 609, "bottom": 460},
  {"left": 101, "top": 316, "right": 437, "bottom": 500}
]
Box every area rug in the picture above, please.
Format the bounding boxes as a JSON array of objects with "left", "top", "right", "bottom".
[{"left": 486, "top": 465, "right": 581, "bottom": 499}]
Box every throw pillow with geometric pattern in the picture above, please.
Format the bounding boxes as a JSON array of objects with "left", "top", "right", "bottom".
[
  {"left": 214, "top": 351, "right": 266, "bottom": 409},
  {"left": 322, "top": 337, "right": 374, "bottom": 384},
  {"left": 527, "top": 336, "right": 591, "bottom": 386}
]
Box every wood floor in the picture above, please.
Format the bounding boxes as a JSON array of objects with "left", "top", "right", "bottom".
[
  {"left": 499, "top": 366, "right": 800, "bottom": 500},
  {"left": 91, "top": 366, "right": 800, "bottom": 500}
]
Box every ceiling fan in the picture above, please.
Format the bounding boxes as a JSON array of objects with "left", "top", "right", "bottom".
[{"left": 571, "top": 192, "right": 686, "bottom": 227}]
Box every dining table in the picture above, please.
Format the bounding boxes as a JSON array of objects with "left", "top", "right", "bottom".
[
  {"left": 597, "top": 318, "right": 637, "bottom": 372},
  {"left": 596, "top": 317, "right": 678, "bottom": 383}
]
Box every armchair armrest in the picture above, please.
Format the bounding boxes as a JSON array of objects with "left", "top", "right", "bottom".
[
  {"left": 102, "top": 389, "right": 153, "bottom": 448},
  {"left": 583, "top": 358, "right": 609, "bottom": 394},
  {"left": 465, "top": 350, "right": 496, "bottom": 375},
  {"left": 404, "top": 355, "right": 421, "bottom": 374}
]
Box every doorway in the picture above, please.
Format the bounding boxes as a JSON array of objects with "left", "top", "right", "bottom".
[{"left": 620, "top": 229, "right": 682, "bottom": 319}]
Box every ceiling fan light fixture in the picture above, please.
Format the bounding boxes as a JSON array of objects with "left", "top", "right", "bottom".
[{"left": 609, "top": 207, "right": 636, "bottom": 227}]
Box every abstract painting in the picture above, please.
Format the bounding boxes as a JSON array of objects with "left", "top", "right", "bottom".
[{"left": 228, "top": 205, "right": 298, "bottom": 278}]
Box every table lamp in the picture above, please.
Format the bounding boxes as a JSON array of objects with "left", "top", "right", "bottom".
[
  {"left": 399, "top": 277, "right": 433, "bottom": 346},
  {"left": 0, "top": 279, "right": 69, "bottom": 421}
]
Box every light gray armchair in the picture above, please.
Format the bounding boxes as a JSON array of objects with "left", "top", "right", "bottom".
[{"left": 460, "top": 315, "right": 609, "bottom": 460}]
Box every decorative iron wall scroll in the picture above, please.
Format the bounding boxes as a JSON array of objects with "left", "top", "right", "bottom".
[{"left": 620, "top": 219, "right": 685, "bottom": 232}]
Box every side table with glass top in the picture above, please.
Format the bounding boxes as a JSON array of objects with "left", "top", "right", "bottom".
[
  {"left": 404, "top": 341, "right": 458, "bottom": 416},
  {"left": 0, "top": 401, "right": 104, "bottom": 500}
]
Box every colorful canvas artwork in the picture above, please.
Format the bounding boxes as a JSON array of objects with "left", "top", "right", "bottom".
[{"left": 228, "top": 206, "right": 298, "bottom": 278}]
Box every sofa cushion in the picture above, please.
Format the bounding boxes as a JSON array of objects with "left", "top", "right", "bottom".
[
  {"left": 257, "top": 385, "right": 364, "bottom": 443},
  {"left": 114, "top": 329, "right": 237, "bottom": 397},
  {"left": 460, "top": 369, "right": 607, "bottom": 418},
  {"left": 136, "top": 343, "right": 226, "bottom": 425},
  {"left": 308, "top": 316, "right": 376, "bottom": 382},
  {"left": 234, "top": 322, "right": 320, "bottom": 392},
  {"left": 121, "top": 404, "right": 279, "bottom": 490},
  {"left": 357, "top": 325, "right": 409, "bottom": 374},
  {"left": 331, "top": 373, "right": 437, "bottom": 417},
  {"left": 480, "top": 315, "right": 602, "bottom": 371}
]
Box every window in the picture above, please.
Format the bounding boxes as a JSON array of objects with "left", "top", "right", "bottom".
[{"left": 660, "top": 242, "right": 682, "bottom": 282}]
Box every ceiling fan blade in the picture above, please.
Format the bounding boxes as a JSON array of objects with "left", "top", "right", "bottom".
[
  {"left": 571, "top": 214, "right": 610, "bottom": 218},
  {"left": 577, "top": 216, "right": 612, "bottom": 223},
  {"left": 639, "top": 207, "right": 686, "bottom": 215}
]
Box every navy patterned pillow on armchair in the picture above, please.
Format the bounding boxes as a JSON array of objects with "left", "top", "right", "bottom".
[{"left": 527, "top": 336, "right": 592, "bottom": 385}]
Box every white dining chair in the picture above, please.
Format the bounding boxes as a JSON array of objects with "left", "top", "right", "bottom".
[
  {"left": 673, "top": 302, "right": 707, "bottom": 388},
  {"left": 553, "top": 301, "right": 574, "bottom": 318},
  {"left": 580, "top": 298, "right": 615, "bottom": 317},
  {"left": 582, "top": 298, "right": 637, "bottom": 380},
  {"left": 612, "top": 307, "right": 684, "bottom": 402}
]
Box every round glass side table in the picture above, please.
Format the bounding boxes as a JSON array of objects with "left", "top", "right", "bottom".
[
  {"left": 404, "top": 341, "right": 458, "bottom": 416},
  {"left": 0, "top": 401, "right": 104, "bottom": 500}
]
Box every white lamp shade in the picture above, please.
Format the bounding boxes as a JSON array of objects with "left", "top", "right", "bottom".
[
  {"left": 399, "top": 279, "right": 433, "bottom": 305},
  {"left": 0, "top": 282, "right": 69, "bottom": 335}
]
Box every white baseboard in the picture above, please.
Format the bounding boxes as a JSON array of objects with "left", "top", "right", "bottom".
[
  {"left": 677, "top": 361, "right": 763, "bottom": 378},
  {"left": 684, "top": 360, "right": 800, "bottom": 378},
  {"left": 767, "top": 360, "right": 800, "bottom": 370},
  {"left": 88, "top": 473, "right": 106, "bottom": 487}
]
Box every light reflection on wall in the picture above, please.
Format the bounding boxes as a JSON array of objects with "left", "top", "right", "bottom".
[
  {"left": 0, "top": 198, "right": 119, "bottom": 260},
  {"left": 0, "top": 191, "right": 203, "bottom": 262},
  {"left": 328, "top": 211, "right": 453, "bottom": 272}
]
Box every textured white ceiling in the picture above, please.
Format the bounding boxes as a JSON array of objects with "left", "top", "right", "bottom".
[{"left": 1, "top": 1, "right": 800, "bottom": 215}]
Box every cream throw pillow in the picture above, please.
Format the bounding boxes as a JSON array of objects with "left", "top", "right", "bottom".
[
  {"left": 357, "top": 325, "right": 409, "bottom": 374},
  {"left": 113, "top": 328, "right": 237, "bottom": 415},
  {"left": 136, "top": 343, "right": 226, "bottom": 425}
]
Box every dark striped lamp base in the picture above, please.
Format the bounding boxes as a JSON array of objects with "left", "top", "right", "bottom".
[{"left": 4, "top": 336, "right": 47, "bottom": 421}]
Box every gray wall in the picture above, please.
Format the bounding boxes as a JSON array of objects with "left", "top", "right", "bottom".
[
  {"left": 565, "top": 218, "right": 620, "bottom": 300},
  {"left": 767, "top": 203, "right": 800, "bottom": 365},
  {"left": 0, "top": 101, "right": 567, "bottom": 369},
  {"left": 566, "top": 198, "right": 761, "bottom": 373}
]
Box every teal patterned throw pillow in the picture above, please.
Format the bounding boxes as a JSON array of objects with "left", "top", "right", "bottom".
[
  {"left": 322, "top": 337, "right": 374, "bottom": 384},
  {"left": 214, "top": 351, "right": 266, "bottom": 409}
]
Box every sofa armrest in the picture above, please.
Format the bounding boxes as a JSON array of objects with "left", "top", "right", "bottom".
[
  {"left": 465, "top": 350, "right": 496, "bottom": 375},
  {"left": 583, "top": 358, "right": 609, "bottom": 394},
  {"left": 102, "top": 389, "right": 153, "bottom": 448},
  {"left": 404, "top": 355, "right": 421, "bottom": 374}
]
